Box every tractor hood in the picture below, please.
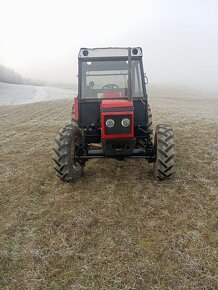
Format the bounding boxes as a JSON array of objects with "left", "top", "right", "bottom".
[{"left": 100, "top": 99, "right": 134, "bottom": 140}]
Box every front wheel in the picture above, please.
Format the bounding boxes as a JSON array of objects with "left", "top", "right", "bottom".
[
  {"left": 153, "top": 124, "right": 175, "bottom": 180},
  {"left": 53, "top": 124, "right": 84, "bottom": 182}
]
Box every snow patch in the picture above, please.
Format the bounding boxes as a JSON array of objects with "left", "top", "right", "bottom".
[{"left": 0, "top": 82, "right": 76, "bottom": 106}]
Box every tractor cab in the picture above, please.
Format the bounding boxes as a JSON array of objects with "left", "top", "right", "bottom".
[
  {"left": 79, "top": 52, "right": 144, "bottom": 100},
  {"left": 78, "top": 47, "right": 145, "bottom": 98}
]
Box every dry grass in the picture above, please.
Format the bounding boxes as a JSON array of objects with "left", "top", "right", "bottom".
[{"left": 0, "top": 86, "right": 218, "bottom": 289}]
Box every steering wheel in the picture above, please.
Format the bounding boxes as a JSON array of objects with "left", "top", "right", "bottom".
[{"left": 102, "top": 84, "right": 120, "bottom": 90}]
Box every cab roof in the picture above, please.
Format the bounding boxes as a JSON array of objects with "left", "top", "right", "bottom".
[{"left": 78, "top": 47, "right": 143, "bottom": 59}]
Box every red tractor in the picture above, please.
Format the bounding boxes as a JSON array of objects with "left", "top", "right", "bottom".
[{"left": 53, "top": 47, "right": 175, "bottom": 182}]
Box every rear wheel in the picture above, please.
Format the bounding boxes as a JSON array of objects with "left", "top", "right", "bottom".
[
  {"left": 53, "top": 124, "right": 84, "bottom": 182},
  {"left": 153, "top": 124, "right": 175, "bottom": 180}
]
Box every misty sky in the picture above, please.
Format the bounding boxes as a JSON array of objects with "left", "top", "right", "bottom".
[{"left": 0, "top": 0, "right": 218, "bottom": 91}]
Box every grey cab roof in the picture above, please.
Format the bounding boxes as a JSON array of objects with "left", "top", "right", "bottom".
[{"left": 78, "top": 47, "right": 143, "bottom": 59}]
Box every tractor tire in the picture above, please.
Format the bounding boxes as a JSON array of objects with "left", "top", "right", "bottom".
[
  {"left": 148, "top": 104, "right": 153, "bottom": 141},
  {"left": 53, "top": 124, "right": 84, "bottom": 182},
  {"left": 153, "top": 124, "right": 175, "bottom": 180}
]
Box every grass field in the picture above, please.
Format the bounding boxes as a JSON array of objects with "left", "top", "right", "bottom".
[{"left": 0, "top": 86, "right": 217, "bottom": 289}]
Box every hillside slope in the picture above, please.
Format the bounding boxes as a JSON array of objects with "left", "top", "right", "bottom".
[
  {"left": 0, "top": 87, "right": 217, "bottom": 289},
  {"left": 0, "top": 64, "right": 44, "bottom": 86}
]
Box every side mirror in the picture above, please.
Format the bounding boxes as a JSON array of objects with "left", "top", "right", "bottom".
[{"left": 144, "top": 73, "right": 148, "bottom": 84}]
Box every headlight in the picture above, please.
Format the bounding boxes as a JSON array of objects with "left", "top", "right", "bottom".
[
  {"left": 121, "top": 118, "right": 130, "bottom": 127},
  {"left": 105, "top": 119, "right": 115, "bottom": 128}
]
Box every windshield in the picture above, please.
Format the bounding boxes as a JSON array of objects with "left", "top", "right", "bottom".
[{"left": 81, "top": 60, "right": 143, "bottom": 99}]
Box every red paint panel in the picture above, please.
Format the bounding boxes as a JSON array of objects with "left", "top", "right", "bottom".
[
  {"left": 101, "top": 99, "right": 133, "bottom": 109},
  {"left": 74, "top": 96, "right": 78, "bottom": 120}
]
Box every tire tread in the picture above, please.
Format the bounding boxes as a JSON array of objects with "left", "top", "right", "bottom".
[{"left": 154, "top": 124, "right": 175, "bottom": 180}]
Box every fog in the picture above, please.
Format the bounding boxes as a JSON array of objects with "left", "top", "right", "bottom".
[{"left": 0, "top": 0, "right": 218, "bottom": 92}]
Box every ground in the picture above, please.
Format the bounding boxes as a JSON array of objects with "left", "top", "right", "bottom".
[{"left": 0, "top": 86, "right": 217, "bottom": 289}]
